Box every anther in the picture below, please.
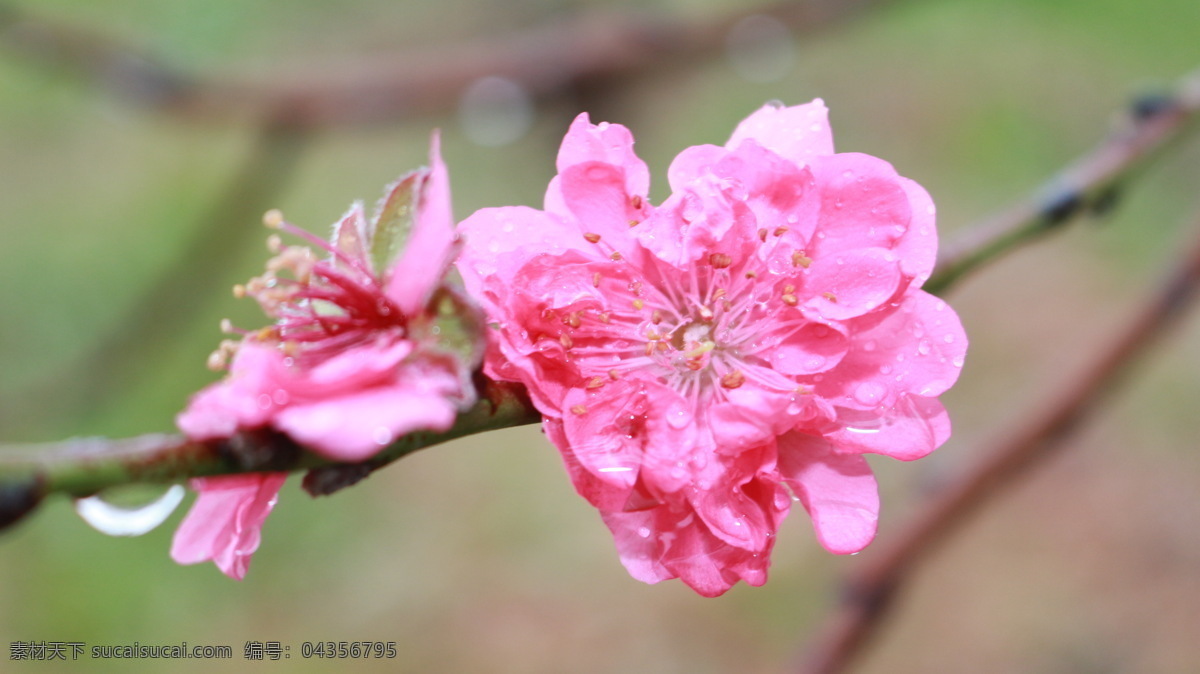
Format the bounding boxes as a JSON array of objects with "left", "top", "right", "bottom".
[
  {"left": 651, "top": 309, "right": 663, "bottom": 324},
  {"left": 721, "top": 370, "right": 746, "bottom": 389},
  {"left": 709, "top": 253, "right": 732, "bottom": 269},
  {"left": 745, "top": 271, "right": 758, "bottom": 279},
  {"left": 266, "top": 234, "right": 283, "bottom": 253},
  {"left": 592, "top": 272, "right": 601, "bottom": 288},
  {"left": 610, "top": 252, "right": 622, "bottom": 261},
  {"left": 822, "top": 291, "right": 838, "bottom": 303},
  {"left": 598, "top": 312, "right": 611, "bottom": 324},
  {"left": 631, "top": 195, "right": 644, "bottom": 209},
  {"left": 219, "top": 318, "right": 235, "bottom": 333},
  {"left": 563, "top": 312, "right": 581, "bottom": 329},
  {"left": 608, "top": 369, "right": 621, "bottom": 380},
  {"left": 628, "top": 220, "right": 640, "bottom": 228},
  {"left": 584, "top": 232, "right": 602, "bottom": 244},
  {"left": 758, "top": 228, "right": 768, "bottom": 243},
  {"left": 571, "top": 405, "right": 588, "bottom": 415},
  {"left": 232, "top": 284, "right": 247, "bottom": 298},
  {"left": 632, "top": 299, "right": 644, "bottom": 310},
  {"left": 586, "top": 376, "right": 605, "bottom": 390},
  {"left": 773, "top": 226, "right": 790, "bottom": 237},
  {"left": 262, "top": 209, "right": 285, "bottom": 229},
  {"left": 781, "top": 294, "right": 798, "bottom": 306},
  {"left": 559, "top": 333, "right": 574, "bottom": 349},
  {"left": 792, "top": 250, "right": 812, "bottom": 268}
]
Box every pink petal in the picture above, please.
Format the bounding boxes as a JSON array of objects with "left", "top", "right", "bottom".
[
  {"left": 727, "top": 99, "right": 834, "bottom": 167},
  {"left": 895, "top": 176, "right": 938, "bottom": 283},
  {"left": 456, "top": 206, "right": 583, "bottom": 299},
  {"left": 556, "top": 113, "right": 650, "bottom": 198},
  {"left": 275, "top": 373, "right": 459, "bottom": 461},
  {"left": 778, "top": 432, "right": 879, "bottom": 554},
  {"left": 765, "top": 321, "right": 849, "bottom": 376},
  {"left": 176, "top": 343, "right": 286, "bottom": 441},
  {"left": 799, "top": 247, "right": 902, "bottom": 320},
  {"left": 170, "top": 472, "right": 287, "bottom": 580},
  {"left": 666, "top": 143, "right": 726, "bottom": 193},
  {"left": 387, "top": 132, "right": 458, "bottom": 315},
  {"left": 828, "top": 396, "right": 951, "bottom": 461},
  {"left": 818, "top": 289, "right": 967, "bottom": 407}
]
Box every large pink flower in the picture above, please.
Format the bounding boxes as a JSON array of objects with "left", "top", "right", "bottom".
[
  {"left": 172, "top": 135, "right": 482, "bottom": 579},
  {"left": 458, "top": 101, "right": 967, "bottom": 596}
]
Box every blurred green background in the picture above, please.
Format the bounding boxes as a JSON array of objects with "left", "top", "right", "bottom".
[{"left": 2, "top": 0, "right": 1199, "bottom": 671}]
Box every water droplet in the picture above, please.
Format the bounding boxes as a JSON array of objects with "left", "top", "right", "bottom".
[
  {"left": 256, "top": 394, "right": 272, "bottom": 410},
  {"left": 373, "top": 427, "right": 394, "bottom": 446},
  {"left": 75, "top": 485, "right": 186, "bottom": 537},
  {"left": 272, "top": 389, "right": 290, "bottom": 406},
  {"left": 879, "top": 364, "right": 893, "bottom": 375},
  {"left": 854, "top": 381, "right": 887, "bottom": 405},
  {"left": 637, "top": 526, "right": 651, "bottom": 538},
  {"left": 863, "top": 340, "right": 877, "bottom": 352},
  {"left": 917, "top": 340, "right": 932, "bottom": 356},
  {"left": 952, "top": 355, "right": 965, "bottom": 368},
  {"left": 942, "top": 333, "right": 955, "bottom": 344}
]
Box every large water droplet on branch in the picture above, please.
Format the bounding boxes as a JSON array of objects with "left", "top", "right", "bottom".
[{"left": 74, "top": 485, "right": 185, "bottom": 536}]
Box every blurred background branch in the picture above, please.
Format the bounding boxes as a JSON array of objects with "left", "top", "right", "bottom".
[{"left": 928, "top": 66, "right": 1200, "bottom": 294}]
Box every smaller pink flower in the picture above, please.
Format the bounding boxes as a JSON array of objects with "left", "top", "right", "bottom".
[{"left": 172, "top": 134, "right": 482, "bottom": 578}]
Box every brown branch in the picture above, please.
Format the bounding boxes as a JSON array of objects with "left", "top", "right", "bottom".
[
  {"left": 0, "top": 379, "right": 539, "bottom": 530},
  {"left": 797, "top": 210, "right": 1200, "bottom": 674},
  {"left": 0, "top": 0, "right": 888, "bottom": 128},
  {"left": 926, "top": 67, "right": 1200, "bottom": 294}
]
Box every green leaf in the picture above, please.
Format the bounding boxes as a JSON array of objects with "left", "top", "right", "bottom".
[{"left": 369, "top": 168, "right": 427, "bottom": 274}]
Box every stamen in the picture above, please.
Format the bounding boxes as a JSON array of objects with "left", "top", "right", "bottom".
[
  {"left": 559, "top": 333, "right": 574, "bottom": 349},
  {"left": 822, "top": 291, "right": 838, "bottom": 303},
  {"left": 781, "top": 293, "right": 798, "bottom": 306},
  {"left": 792, "top": 250, "right": 812, "bottom": 268},
  {"left": 610, "top": 252, "right": 622, "bottom": 261},
  {"left": 773, "top": 226, "right": 789, "bottom": 237},
  {"left": 571, "top": 405, "right": 588, "bottom": 415},
  {"left": 584, "top": 232, "right": 602, "bottom": 244},
  {"left": 651, "top": 309, "right": 663, "bottom": 325},
  {"left": 592, "top": 272, "right": 601, "bottom": 288},
  {"left": 608, "top": 369, "right": 621, "bottom": 380},
  {"left": 632, "top": 299, "right": 644, "bottom": 310},
  {"left": 721, "top": 370, "right": 746, "bottom": 389},
  {"left": 709, "top": 253, "right": 732, "bottom": 269},
  {"left": 262, "top": 209, "right": 285, "bottom": 229},
  {"left": 630, "top": 195, "right": 644, "bottom": 209},
  {"left": 586, "top": 376, "right": 606, "bottom": 390}
]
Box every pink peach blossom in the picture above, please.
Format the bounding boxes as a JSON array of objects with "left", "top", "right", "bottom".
[
  {"left": 458, "top": 101, "right": 966, "bottom": 596},
  {"left": 172, "top": 135, "right": 482, "bottom": 578}
]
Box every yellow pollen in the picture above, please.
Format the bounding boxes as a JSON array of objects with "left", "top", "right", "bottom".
[
  {"left": 571, "top": 404, "right": 588, "bottom": 415},
  {"left": 782, "top": 294, "right": 798, "bottom": 306},
  {"left": 564, "top": 312, "right": 581, "bottom": 329},
  {"left": 632, "top": 298, "right": 644, "bottom": 310},
  {"left": 795, "top": 386, "right": 812, "bottom": 395},
  {"left": 721, "top": 370, "right": 746, "bottom": 389},
  {"left": 628, "top": 220, "right": 640, "bottom": 228},
  {"left": 584, "top": 232, "right": 601, "bottom": 244},
  {"left": 709, "top": 253, "right": 732, "bottom": 269},
  {"left": 792, "top": 250, "right": 813, "bottom": 268},
  {"left": 262, "top": 209, "right": 285, "bottom": 228},
  {"left": 822, "top": 291, "right": 838, "bottom": 303},
  {"left": 773, "top": 226, "right": 790, "bottom": 237},
  {"left": 559, "top": 333, "right": 574, "bottom": 349},
  {"left": 255, "top": 327, "right": 276, "bottom": 341},
  {"left": 586, "top": 376, "right": 606, "bottom": 390},
  {"left": 647, "top": 330, "right": 662, "bottom": 341},
  {"left": 232, "top": 284, "right": 247, "bottom": 298}
]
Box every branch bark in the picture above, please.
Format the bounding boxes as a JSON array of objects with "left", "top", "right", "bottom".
[{"left": 925, "top": 67, "right": 1200, "bottom": 295}]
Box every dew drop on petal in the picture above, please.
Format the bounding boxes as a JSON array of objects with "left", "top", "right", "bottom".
[
  {"left": 853, "top": 381, "right": 887, "bottom": 406},
  {"left": 917, "top": 339, "right": 932, "bottom": 356},
  {"left": 373, "top": 427, "right": 394, "bottom": 446},
  {"left": 75, "top": 485, "right": 186, "bottom": 537},
  {"left": 637, "top": 526, "right": 652, "bottom": 538}
]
